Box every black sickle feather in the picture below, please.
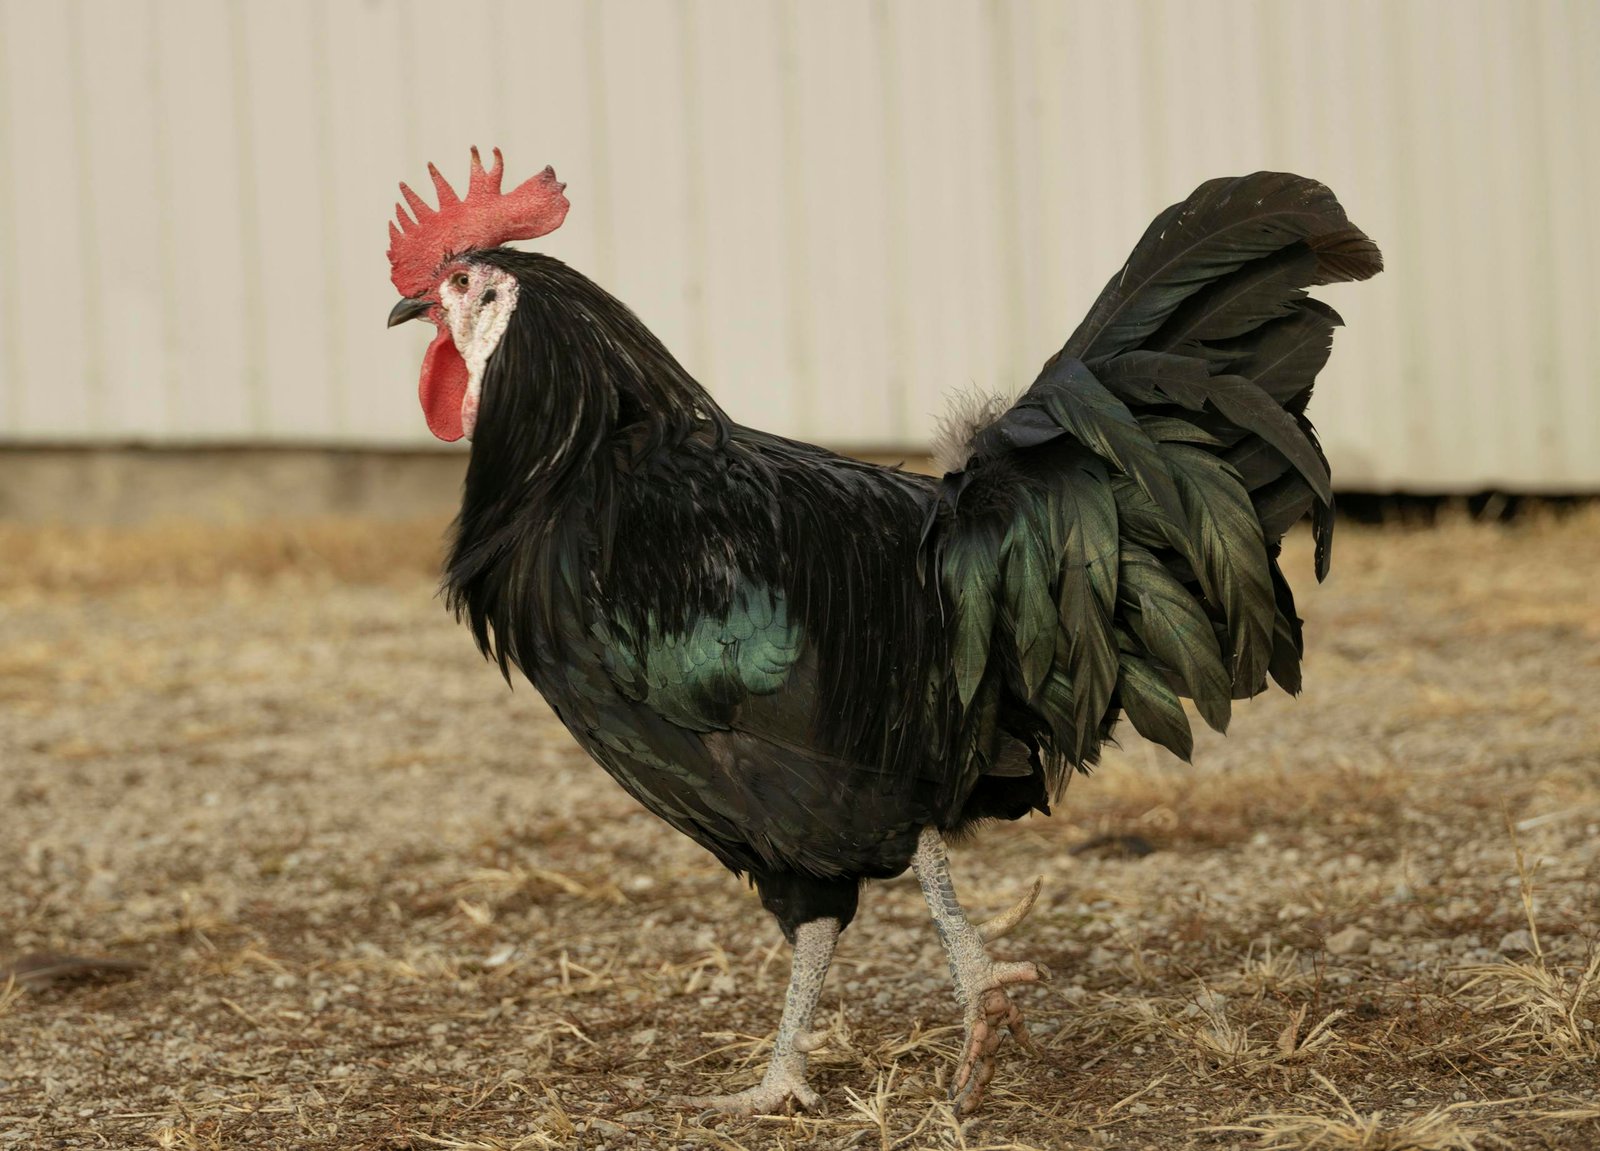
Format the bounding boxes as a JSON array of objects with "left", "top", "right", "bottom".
[
  {"left": 1060, "top": 171, "right": 1381, "bottom": 364},
  {"left": 1146, "top": 244, "right": 1323, "bottom": 354}
]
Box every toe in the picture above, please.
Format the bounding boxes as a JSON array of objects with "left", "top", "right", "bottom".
[
  {"left": 683, "top": 1075, "right": 822, "bottom": 1117},
  {"left": 977, "top": 876, "right": 1044, "bottom": 943},
  {"left": 991, "top": 959, "right": 1050, "bottom": 986},
  {"left": 952, "top": 1024, "right": 1003, "bottom": 1114},
  {"left": 950, "top": 982, "right": 1047, "bottom": 1114},
  {"left": 791, "top": 1026, "right": 831, "bottom": 1054},
  {"left": 958, "top": 1054, "right": 999, "bottom": 1115},
  {"left": 793, "top": 1082, "right": 823, "bottom": 1111}
]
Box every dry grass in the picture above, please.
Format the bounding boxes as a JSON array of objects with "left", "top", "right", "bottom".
[
  {"left": 1455, "top": 840, "right": 1600, "bottom": 1063},
  {"left": 1213, "top": 1073, "right": 1512, "bottom": 1150},
  {"left": 0, "top": 517, "right": 446, "bottom": 592},
  {"left": 2, "top": 507, "right": 1598, "bottom": 1149}
]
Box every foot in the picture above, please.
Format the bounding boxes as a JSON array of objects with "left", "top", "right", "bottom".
[
  {"left": 684, "top": 1049, "right": 823, "bottom": 1116},
  {"left": 678, "top": 918, "right": 837, "bottom": 1116},
  {"left": 951, "top": 959, "right": 1049, "bottom": 1114},
  {"left": 911, "top": 828, "right": 1051, "bottom": 1116}
]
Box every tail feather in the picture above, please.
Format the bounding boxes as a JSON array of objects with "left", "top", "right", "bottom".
[
  {"left": 1162, "top": 442, "right": 1275, "bottom": 694},
  {"left": 1029, "top": 358, "right": 1188, "bottom": 531},
  {"left": 1147, "top": 244, "right": 1323, "bottom": 354},
  {"left": 1212, "top": 299, "right": 1342, "bottom": 406},
  {"left": 1062, "top": 171, "right": 1381, "bottom": 364},
  {"left": 924, "top": 172, "right": 1380, "bottom": 805},
  {"left": 1253, "top": 471, "right": 1318, "bottom": 539},
  {"left": 1267, "top": 550, "right": 1306, "bottom": 695},
  {"left": 1224, "top": 434, "right": 1294, "bottom": 490},
  {"left": 1041, "top": 454, "right": 1119, "bottom": 759},
  {"left": 1116, "top": 542, "right": 1232, "bottom": 732},
  {"left": 1117, "top": 652, "right": 1195, "bottom": 762}
]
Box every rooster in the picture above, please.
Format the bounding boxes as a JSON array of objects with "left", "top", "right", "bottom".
[{"left": 384, "top": 149, "right": 1380, "bottom": 1115}]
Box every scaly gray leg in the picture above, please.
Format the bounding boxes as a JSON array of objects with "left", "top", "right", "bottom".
[
  {"left": 911, "top": 827, "right": 1048, "bottom": 1115},
  {"left": 688, "top": 916, "right": 838, "bottom": 1115}
]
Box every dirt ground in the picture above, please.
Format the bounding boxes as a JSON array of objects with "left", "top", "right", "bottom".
[{"left": 1, "top": 510, "right": 1597, "bottom": 1150}]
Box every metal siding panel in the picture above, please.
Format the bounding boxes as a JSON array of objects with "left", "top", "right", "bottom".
[
  {"left": 490, "top": 0, "right": 608, "bottom": 279},
  {"left": 3, "top": 0, "right": 94, "bottom": 438},
  {"left": 0, "top": 0, "right": 26, "bottom": 434},
  {"left": 1399, "top": 0, "right": 1470, "bottom": 486},
  {"left": 997, "top": 0, "right": 1048, "bottom": 397},
  {"left": 942, "top": 0, "right": 1010, "bottom": 434},
  {"left": 1313, "top": 0, "right": 1412, "bottom": 489},
  {"left": 150, "top": 0, "right": 253, "bottom": 438},
  {"left": 688, "top": 0, "right": 797, "bottom": 434},
  {"left": 891, "top": 3, "right": 1014, "bottom": 445},
  {"left": 1579, "top": 0, "right": 1600, "bottom": 469},
  {"left": 1515, "top": 0, "right": 1582, "bottom": 484},
  {"left": 242, "top": 0, "right": 336, "bottom": 439},
  {"left": 1485, "top": 1, "right": 1550, "bottom": 487},
  {"left": 0, "top": 0, "right": 1596, "bottom": 486},
  {"left": 323, "top": 0, "right": 426, "bottom": 444},
  {"left": 983, "top": 0, "right": 1029, "bottom": 413},
  {"left": 892, "top": 9, "right": 963, "bottom": 440},
  {"left": 789, "top": 0, "right": 894, "bottom": 444},
  {"left": 594, "top": 1, "right": 695, "bottom": 384},
  {"left": 77, "top": 0, "right": 171, "bottom": 440},
  {"left": 1543, "top": 0, "right": 1600, "bottom": 474},
  {"left": 1278, "top": 1, "right": 1378, "bottom": 483}
]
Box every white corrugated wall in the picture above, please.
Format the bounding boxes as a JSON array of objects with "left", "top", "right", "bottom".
[{"left": 0, "top": 0, "right": 1594, "bottom": 489}]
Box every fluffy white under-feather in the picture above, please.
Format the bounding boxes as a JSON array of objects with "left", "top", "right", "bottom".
[{"left": 931, "top": 389, "right": 1014, "bottom": 475}]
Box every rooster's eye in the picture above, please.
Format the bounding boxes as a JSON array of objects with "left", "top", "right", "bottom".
[{"left": 451, "top": 272, "right": 470, "bottom": 292}]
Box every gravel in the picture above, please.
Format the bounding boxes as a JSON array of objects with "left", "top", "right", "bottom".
[{"left": 1, "top": 510, "right": 1598, "bottom": 1149}]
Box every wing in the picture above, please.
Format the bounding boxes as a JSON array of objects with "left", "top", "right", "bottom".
[{"left": 557, "top": 432, "right": 943, "bottom": 878}]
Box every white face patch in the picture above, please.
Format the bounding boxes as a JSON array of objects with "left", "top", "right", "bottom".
[{"left": 437, "top": 264, "right": 519, "bottom": 440}]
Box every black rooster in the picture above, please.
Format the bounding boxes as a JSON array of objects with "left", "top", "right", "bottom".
[{"left": 385, "top": 150, "right": 1381, "bottom": 1114}]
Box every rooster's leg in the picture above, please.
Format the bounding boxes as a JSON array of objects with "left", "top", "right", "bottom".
[
  {"left": 911, "top": 827, "right": 1049, "bottom": 1115},
  {"left": 687, "top": 916, "right": 838, "bottom": 1115}
]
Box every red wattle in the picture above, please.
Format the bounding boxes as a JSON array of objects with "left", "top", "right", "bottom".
[{"left": 418, "top": 330, "right": 468, "bottom": 442}]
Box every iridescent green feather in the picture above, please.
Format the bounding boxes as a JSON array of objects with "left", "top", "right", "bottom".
[
  {"left": 600, "top": 585, "right": 802, "bottom": 731},
  {"left": 1117, "top": 542, "right": 1232, "bottom": 732},
  {"left": 1046, "top": 456, "right": 1120, "bottom": 759},
  {"left": 1116, "top": 652, "right": 1194, "bottom": 761},
  {"left": 1031, "top": 358, "right": 1186, "bottom": 531},
  {"left": 1162, "top": 444, "right": 1276, "bottom": 694},
  {"left": 1034, "top": 670, "right": 1077, "bottom": 768},
  {"left": 943, "top": 520, "right": 1004, "bottom": 710},
  {"left": 1000, "top": 490, "right": 1059, "bottom": 700}
]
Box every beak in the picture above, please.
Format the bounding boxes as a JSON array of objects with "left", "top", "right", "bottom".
[{"left": 387, "top": 296, "right": 431, "bottom": 327}]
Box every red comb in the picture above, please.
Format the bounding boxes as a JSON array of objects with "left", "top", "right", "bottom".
[{"left": 387, "top": 147, "right": 569, "bottom": 296}]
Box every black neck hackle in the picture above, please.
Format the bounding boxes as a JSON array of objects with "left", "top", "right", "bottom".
[{"left": 442, "top": 249, "right": 729, "bottom": 675}]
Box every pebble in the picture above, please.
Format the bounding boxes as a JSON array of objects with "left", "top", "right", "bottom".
[
  {"left": 1497, "top": 928, "right": 1535, "bottom": 954},
  {"left": 1326, "top": 926, "right": 1372, "bottom": 956}
]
